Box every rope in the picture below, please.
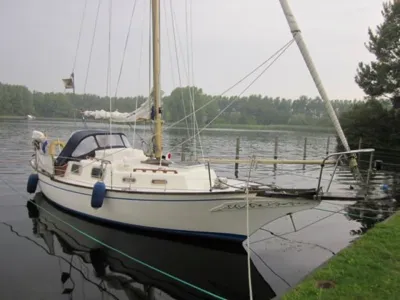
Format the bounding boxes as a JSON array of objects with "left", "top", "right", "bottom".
[
  {"left": 245, "top": 157, "right": 256, "bottom": 300},
  {"left": 0, "top": 178, "right": 226, "bottom": 300},
  {"left": 166, "top": 38, "right": 295, "bottom": 154}
]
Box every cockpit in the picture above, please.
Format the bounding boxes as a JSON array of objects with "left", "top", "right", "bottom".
[{"left": 55, "top": 130, "right": 131, "bottom": 167}]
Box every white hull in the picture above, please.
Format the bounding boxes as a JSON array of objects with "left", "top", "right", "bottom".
[{"left": 38, "top": 172, "right": 318, "bottom": 241}]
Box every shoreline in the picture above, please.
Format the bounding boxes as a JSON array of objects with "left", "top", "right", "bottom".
[
  {"left": 282, "top": 212, "right": 400, "bottom": 300},
  {"left": 0, "top": 116, "right": 335, "bottom": 133}
]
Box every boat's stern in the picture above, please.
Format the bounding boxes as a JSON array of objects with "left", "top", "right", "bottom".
[{"left": 30, "top": 130, "right": 56, "bottom": 174}]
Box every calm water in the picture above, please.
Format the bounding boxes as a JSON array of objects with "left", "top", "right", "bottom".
[{"left": 0, "top": 119, "right": 398, "bottom": 300}]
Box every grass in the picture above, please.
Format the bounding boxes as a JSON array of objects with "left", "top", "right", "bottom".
[{"left": 282, "top": 212, "right": 400, "bottom": 300}]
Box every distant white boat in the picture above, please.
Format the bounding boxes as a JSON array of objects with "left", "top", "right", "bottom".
[{"left": 26, "top": 115, "right": 36, "bottom": 120}]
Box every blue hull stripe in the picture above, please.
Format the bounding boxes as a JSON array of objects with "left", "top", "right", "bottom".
[
  {"left": 43, "top": 195, "right": 247, "bottom": 242},
  {"left": 39, "top": 178, "right": 240, "bottom": 202}
]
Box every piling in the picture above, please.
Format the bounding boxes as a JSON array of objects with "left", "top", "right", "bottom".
[
  {"left": 358, "top": 137, "right": 363, "bottom": 161},
  {"left": 274, "top": 136, "right": 278, "bottom": 170},
  {"left": 303, "top": 137, "right": 307, "bottom": 170},
  {"left": 235, "top": 137, "right": 240, "bottom": 178},
  {"left": 326, "top": 136, "right": 330, "bottom": 155},
  {"left": 181, "top": 138, "right": 185, "bottom": 161}
]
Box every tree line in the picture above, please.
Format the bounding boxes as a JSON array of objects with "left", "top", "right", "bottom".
[
  {"left": 337, "top": 1, "right": 400, "bottom": 165},
  {"left": 0, "top": 81, "right": 361, "bottom": 127}
]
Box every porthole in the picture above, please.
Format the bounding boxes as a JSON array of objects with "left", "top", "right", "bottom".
[{"left": 152, "top": 179, "right": 167, "bottom": 185}]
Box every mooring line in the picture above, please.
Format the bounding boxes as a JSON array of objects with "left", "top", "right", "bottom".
[{"left": 0, "top": 178, "right": 227, "bottom": 300}]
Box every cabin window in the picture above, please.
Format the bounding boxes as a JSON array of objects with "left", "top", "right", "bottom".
[
  {"left": 72, "top": 136, "right": 97, "bottom": 157},
  {"left": 96, "top": 134, "right": 124, "bottom": 148},
  {"left": 71, "top": 164, "right": 82, "bottom": 175},
  {"left": 121, "top": 135, "right": 131, "bottom": 147},
  {"left": 91, "top": 167, "right": 103, "bottom": 179},
  {"left": 152, "top": 179, "right": 167, "bottom": 185},
  {"left": 122, "top": 177, "right": 136, "bottom": 183}
]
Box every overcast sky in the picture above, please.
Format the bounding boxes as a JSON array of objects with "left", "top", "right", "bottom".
[{"left": 0, "top": 0, "right": 387, "bottom": 100}]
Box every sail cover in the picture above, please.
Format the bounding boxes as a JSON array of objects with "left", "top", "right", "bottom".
[{"left": 82, "top": 98, "right": 151, "bottom": 123}]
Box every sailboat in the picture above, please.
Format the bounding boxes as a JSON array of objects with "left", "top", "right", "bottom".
[{"left": 27, "top": 0, "right": 373, "bottom": 242}]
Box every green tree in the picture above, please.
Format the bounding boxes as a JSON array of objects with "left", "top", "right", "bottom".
[
  {"left": 355, "top": 1, "right": 400, "bottom": 107},
  {"left": 0, "top": 81, "right": 355, "bottom": 127}
]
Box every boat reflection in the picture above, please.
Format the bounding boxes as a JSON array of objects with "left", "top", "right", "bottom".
[
  {"left": 27, "top": 192, "right": 276, "bottom": 300},
  {"left": 344, "top": 198, "right": 398, "bottom": 236}
]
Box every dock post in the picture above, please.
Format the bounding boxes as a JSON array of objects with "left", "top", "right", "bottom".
[
  {"left": 326, "top": 136, "right": 330, "bottom": 155},
  {"left": 181, "top": 138, "right": 185, "bottom": 162},
  {"left": 358, "top": 137, "right": 362, "bottom": 162},
  {"left": 274, "top": 136, "right": 278, "bottom": 170},
  {"left": 235, "top": 137, "right": 240, "bottom": 178},
  {"left": 303, "top": 137, "right": 307, "bottom": 170}
]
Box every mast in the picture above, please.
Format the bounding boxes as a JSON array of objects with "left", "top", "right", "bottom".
[
  {"left": 278, "top": 0, "right": 365, "bottom": 188},
  {"left": 152, "top": 0, "right": 163, "bottom": 159},
  {"left": 278, "top": 0, "right": 350, "bottom": 152}
]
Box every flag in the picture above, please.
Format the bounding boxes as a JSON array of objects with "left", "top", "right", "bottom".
[{"left": 62, "top": 73, "right": 75, "bottom": 89}]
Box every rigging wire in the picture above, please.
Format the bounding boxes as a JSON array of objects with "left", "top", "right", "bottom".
[
  {"left": 260, "top": 227, "right": 336, "bottom": 256},
  {"left": 133, "top": 2, "right": 148, "bottom": 148},
  {"left": 185, "top": 0, "right": 196, "bottom": 160},
  {"left": 146, "top": 0, "right": 152, "bottom": 149},
  {"left": 83, "top": 0, "right": 103, "bottom": 95},
  {"left": 107, "top": 0, "right": 113, "bottom": 146},
  {"left": 186, "top": 0, "right": 204, "bottom": 161},
  {"left": 168, "top": 0, "right": 191, "bottom": 139},
  {"left": 113, "top": 0, "right": 138, "bottom": 99},
  {"left": 249, "top": 206, "right": 345, "bottom": 245},
  {"left": 166, "top": 38, "right": 296, "bottom": 153},
  {"left": 163, "top": 0, "right": 176, "bottom": 90},
  {"left": 162, "top": 37, "right": 296, "bottom": 134},
  {"left": 72, "top": 0, "right": 88, "bottom": 75}
]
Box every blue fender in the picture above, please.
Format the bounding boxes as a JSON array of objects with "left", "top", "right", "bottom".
[
  {"left": 91, "top": 181, "right": 106, "bottom": 209},
  {"left": 27, "top": 174, "right": 39, "bottom": 194}
]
